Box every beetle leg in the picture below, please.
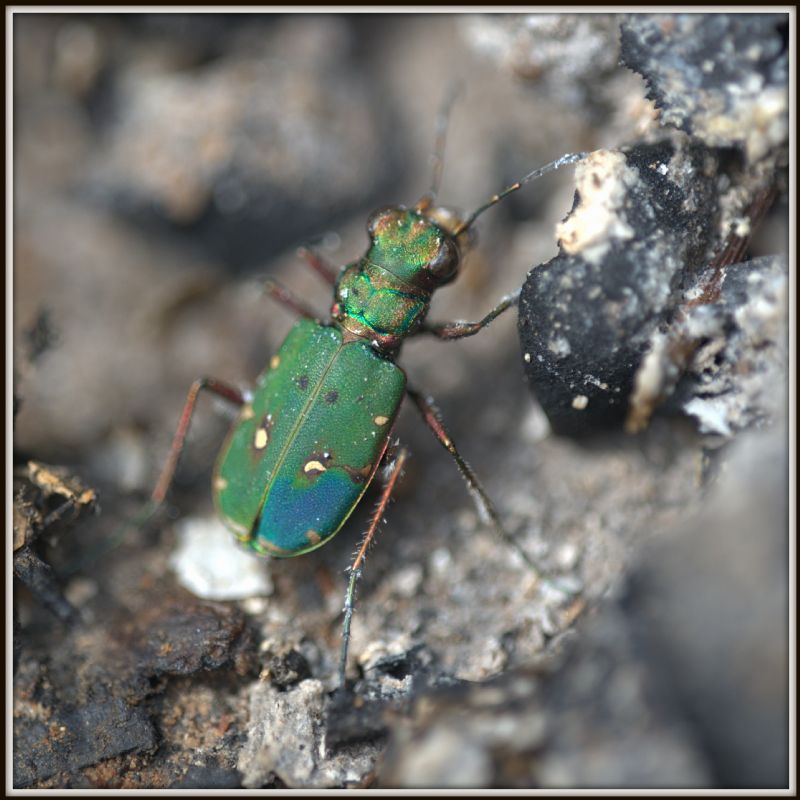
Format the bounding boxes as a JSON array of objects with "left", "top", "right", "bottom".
[
  {"left": 263, "top": 277, "right": 321, "bottom": 320},
  {"left": 406, "top": 385, "right": 543, "bottom": 579},
  {"left": 297, "top": 245, "right": 340, "bottom": 286},
  {"left": 339, "top": 444, "right": 410, "bottom": 688},
  {"left": 61, "top": 379, "right": 245, "bottom": 576},
  {"left": 414, "top": 289, "right": 520, "bottom": 340},
  {"left": 151, "top": 378, "right": 245, "bottom": 506}
]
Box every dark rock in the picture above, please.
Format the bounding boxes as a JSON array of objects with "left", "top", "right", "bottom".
[
  {"left": 620, "top": 13, "right": 789, "bottom": 162},
  {"left": 13, "top": 462, "right": 98, "bottom": 623},
  {"left": 14, "top": 673, "right": 157, "bottom": 788},
  {"left": 13, "top": 546, "right": 78, "bottom": 623},
  {"left": 519, "top": 14, "right": 789, "bottom": 439},
  {"left": 325, "top": 687, "right": 391, "bottom": 750},
  {"left": 326, "top": 644, "right": 464, "bottom": 751},
  {"left": 169, "top": 764, "right": 243, "bottom": 789},
  {"left": 518, "top": 141, "right": 719, "bottom": 436},
  {"left": 14, "top": 594, "right": 257, "bottom": 787},
  {"left": 267, "top": 649, "right": 312, "bottom": 690},
  {"left": 115, "top": 597, "right": 257, "bottom": 698}
]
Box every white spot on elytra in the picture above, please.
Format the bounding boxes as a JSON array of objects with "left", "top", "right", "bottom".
[{"left": 254, "top": 429, "right": 268, "bottom": 449}]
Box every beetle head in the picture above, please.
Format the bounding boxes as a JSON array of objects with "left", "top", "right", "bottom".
[{"left": 366, "top": 205, "right": 468, "bottom": 291}]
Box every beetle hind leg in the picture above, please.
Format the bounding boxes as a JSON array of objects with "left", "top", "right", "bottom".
[
  {"left": 152, "top": 377, "right": 245, "bottom": 506},
  {"left": 338, "top": 444, "right": 410, "bottom": 688}
]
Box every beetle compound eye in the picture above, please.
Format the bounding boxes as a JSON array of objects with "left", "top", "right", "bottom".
[
  {"left": 367, "top": 207, "right": 400, "bottom": 239},
  {"left": 427, "top": 237, "right": 459, "bottom": 283}
]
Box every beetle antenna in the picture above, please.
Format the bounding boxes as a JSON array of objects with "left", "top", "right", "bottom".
[
  {"left": 417, "top": 81, "right": 464, "bottom": 212},
  {"left": 453, "top": 151, "right": 589, "bottom": 237}
]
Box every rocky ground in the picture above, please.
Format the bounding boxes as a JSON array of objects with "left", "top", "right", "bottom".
[{"left": 13, "top": 13, "right": 790, "bottom": 789}]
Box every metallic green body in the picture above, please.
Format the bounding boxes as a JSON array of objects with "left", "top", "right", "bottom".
[
  {"left": 213, "top": 206, "right": 459, "bottom": 557},
  {"left": 332, "top": 207, "right": 458, "bottom": 351},
  {"left": 367, "top": 207, "right": 444, "bottom": 280},
  {"left": 213, "top": 318, "right": 406, "bottom": 556},
  {"left": 334, "top": 261, "right": 427, "bottom": 340}
]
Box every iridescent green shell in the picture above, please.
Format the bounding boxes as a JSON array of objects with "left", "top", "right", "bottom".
[
  {"left": 368, "top": 208, "right": 444, "bottom": 282},
  {"left": 335, "top": 261, "right": 427, "bottom": 339},
  {"left": 212, "top": 318, "right": 406, "bottom": 557}
]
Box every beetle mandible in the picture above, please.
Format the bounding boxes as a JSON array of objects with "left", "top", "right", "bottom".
[{"left": 150, "top": 94, "right": 586, "bottom": 687}]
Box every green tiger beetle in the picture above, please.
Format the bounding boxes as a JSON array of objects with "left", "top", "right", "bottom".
[{"left": 149, "top": 96, "right": 586, "bottom": 688}]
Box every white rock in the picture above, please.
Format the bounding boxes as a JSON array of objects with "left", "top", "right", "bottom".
[{"left": 169, "top": 515, "right": 273, "bottom": 600}]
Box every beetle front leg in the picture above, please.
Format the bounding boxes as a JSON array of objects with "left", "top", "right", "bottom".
[
  {"left": 297, "top": 245, "right": 340, "bottom": 286},
  {"left": 415, "top": 289, "right": 520, "bottom": 340},
  {"left": 339, "top": 444, "right": 410, "bottom": 688},
  {"left": 151, "top": 377, "right": 245, "bottom": 506},
  {"left": 406, "top": 385, "right": 543, "bottom": 579}
]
